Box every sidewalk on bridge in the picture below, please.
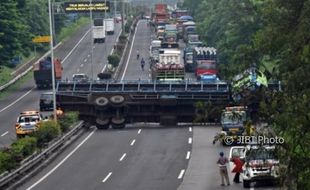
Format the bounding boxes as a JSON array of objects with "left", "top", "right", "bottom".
[{"left": 178, "top": 126, "right": 236, "bottom": 190}]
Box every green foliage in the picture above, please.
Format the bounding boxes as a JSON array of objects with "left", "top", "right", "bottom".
[
  {"left": 194, "top": 101, "right": 221, "bottom": 123},
  {"left": 10, "top": 137, "right": 37, "bottom": 162},
  {"left": 0, "top": 150, "right": 16, "bottom": 173},
  {"left": 0, "top": 66, "right": 14, "bottom": 86},
  {"left": 33, "top": 120, "right": 60, "bottom": 148},
  {"left": 58, "top": 112, "right": 79, "bottom": 133},
  {"left": 108, "top": 54, "right": 120, "bottom": 68},
  {"left": 0, "top": 0, "right": 30, "bottom": 66}
]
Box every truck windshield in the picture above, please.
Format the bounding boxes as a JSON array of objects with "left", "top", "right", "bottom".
[{"left": 221, "top": 112, "right": 246, "bottom": 124}]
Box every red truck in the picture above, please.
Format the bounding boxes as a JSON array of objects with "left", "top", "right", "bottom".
[
  {"left": 151, "top": 4, "right": 169, "bottom": 26},
  {"left": 193, "top": 47, "right": 218, "bottom": 79},
  {"left": 33, "top": 57, "right": 62, "bottom": 89}
]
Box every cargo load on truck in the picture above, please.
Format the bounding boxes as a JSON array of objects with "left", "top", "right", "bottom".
[
  {"left": 104, "top": 18, "right": 115, "bottom": 35},
  {"left": 151, "top": 4, "right": 169, "bottom": 27},
  {"left": 163, "top": 24, "right": 178, "bottom": 43},
  {"left": 33, "top": 57, "right": 62, "bottom": 89},
  {"left": 193, "top": 47, "right": 218, "bottom": 79},
  {"left": 151, "top": 43, "right": 184, "bottom": 81}
]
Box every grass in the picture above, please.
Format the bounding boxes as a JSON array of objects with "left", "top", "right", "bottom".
[
  {"left": 58, "top": 17, "right": 90, "bottom": 42},
  {"left": 0, "top": 71, "right": 33, "bottom": 100},
  {"left": 0, "top": 66, "right": 14, "bottom": 87}
]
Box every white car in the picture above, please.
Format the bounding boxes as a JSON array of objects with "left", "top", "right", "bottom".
[
  {"left": 72, "top": 73, "right": 89, "bottom": 83},
  {"left": 229, "top": 145, "right": 280, "bottom": 188}
]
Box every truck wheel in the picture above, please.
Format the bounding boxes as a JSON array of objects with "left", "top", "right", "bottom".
[
  {"left": 111, "top": 117, "right": 125, "bottom": 129},
  {"left": 94, "top": 97, "right": 109, "bottom": 110},
  {"left": 243, "top": 180, "right": 251, "bottom": 188},
  {"left": 96, "top": 118, "right": 110, "bottom": 129},
  {"left": 109, "top": 95, "right": 125, "bottom": 107}
]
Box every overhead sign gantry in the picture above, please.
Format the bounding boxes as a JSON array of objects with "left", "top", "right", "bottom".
[{"left": 64, "top": 1, "right": 110, "bottom": 13}]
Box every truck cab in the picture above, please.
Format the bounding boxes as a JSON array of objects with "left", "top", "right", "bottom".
[{"left": 221, "top": 106, "right": 247, "bottom": 144}]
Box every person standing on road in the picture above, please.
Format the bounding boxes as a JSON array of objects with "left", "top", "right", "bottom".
[
  {"left": 217, "top": 152, "right": 230, "bottom": 186},
  {"left": 230, "top": 154, "right": 243, "bottom": 183},
  {"left": 137, "top": 50, "right": 140, "bottom": 59},
  {"left": 140, "top": 58, "right": 145, "bottom": 71}
]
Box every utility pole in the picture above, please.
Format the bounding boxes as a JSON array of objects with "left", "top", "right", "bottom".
[
  {"left": 48, "top": 0, "right": 57, "bottom": 121},
  {"left": 90, "top": 0, "right": 94, "bottom": 80},
  {"left": 114, "top": 0, "right": 116, "bottom": 17},
  {"left": 121, "top": 0, "right": 125, "bottom": 35}
]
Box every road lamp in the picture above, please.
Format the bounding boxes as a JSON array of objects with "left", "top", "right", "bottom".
[
  {"left": 48, "top": 0, "right": 57, "bottom": 121},
  {"left": 90, "top": 0, "right": 94, "bottom": 80}
]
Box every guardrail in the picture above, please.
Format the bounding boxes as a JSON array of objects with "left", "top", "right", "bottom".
[
  {"left": 0, "top": 121, "right": 85, "bottom": 189},
  {"left": 0, "top": 43, "right": 62, "bottom": 92}
]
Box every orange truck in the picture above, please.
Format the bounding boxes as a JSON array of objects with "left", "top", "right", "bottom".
[{"left": 33, "top": 57, "right": 62, "bottom": 89}]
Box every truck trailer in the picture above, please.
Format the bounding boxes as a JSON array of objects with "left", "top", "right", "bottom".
[{"left": 104, "top": 18, "right": 115, "bottom": 35}]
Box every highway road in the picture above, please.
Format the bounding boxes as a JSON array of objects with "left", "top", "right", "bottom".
[
  {"left": 7, "top": 19, "right": 277, "bottom": 190},
  {"left": 0, "top": 23, "right": 121, "bottom": 147}
]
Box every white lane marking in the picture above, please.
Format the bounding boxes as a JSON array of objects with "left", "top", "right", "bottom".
[
  {"left": 26, "top": 130, "right": 95, "bottom": 190},
  {"left": 87, "top": 54, "right": 90, "bottom": 57},
  {"left": 62, "top": 29, "right": 91, "bottom": 63},
  {"left": 189, "top": 127, "right": 192, "bottom": 132},
  {"left": 1, "top": 131, "right": 8, "bottom": 137},
  {"left": 0, "top": 87, "right": 34, "bottom": 113},
  {"left": 250, "top": 187, "right": 254, "bottom": 190},
  {"left": 138, "top": 129, "right": 141, "bottom": 134},
  {"left": 80, "top": 63, "right": 84, "bottom": 67},
  {"left": 130, "top": 139, "right": 136, "bottom": 146},
  {"left": 110, "top": 48, "right": 114, "bottom": 55},
  {"left": 102, "top": 172, "right": 112, "bottom": 183},
  {"left": 101, "top": 64, "right": 107, "bottom": 73},
  {"left": 121, "top": 20, "right": 140, "bottom": 81},
  {"left": 148, "top": 74, "right": 151, "bottom": 77},
  {"left": 84, "top": 59, "right": 87, "bottom": 62},
  {"left": 178, "top": 169, "right": 185, "bottom": 179},
  {"left": 188, "top": 137, "right": 192, "bottom": 144},
  {"left": 77, "top": 68, "right": 80, "bottom": 72},
  {"left": 186, "top": 151, "right": 191, "bottom": 160},
  {"left": 119, "top": 153, "right": 127, "bottom": 161},
  {"left": 0, "top": 29, "right": 90, "bottom": 114},
  {"left": 93, "top": 46, "right": 95, "bottom": 49}
]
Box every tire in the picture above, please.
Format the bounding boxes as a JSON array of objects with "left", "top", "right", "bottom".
[
  {"left": 111, "top": 117, "right": 126, "bottom": 129},
  {"left": 109, "top": 95, "right": 125, "bottom": 107},
  {"left": 243, "top": 180, "right": 251, "bottom": 188},
  {"left": 94, "top": 97, "right": 109, "bottom": 110},
  {"left": 95, "top": 118, "right": 110, "bottom": 129}
]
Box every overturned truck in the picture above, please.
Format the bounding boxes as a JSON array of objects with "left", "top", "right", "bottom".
[{"left": 56, "top": 81, "right": 231, "bottom": 129}]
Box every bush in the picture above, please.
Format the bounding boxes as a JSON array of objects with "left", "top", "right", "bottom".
[
  {"left": 58, "top": 112, "right": 79, "bottom": 133},
  {"left": 97, "top": 72, "right": 112, "bottom": 80},
  {"left": 108, "top": 54, "right": 120, "bottom": 68},
  {"left": 33, "top": 120, "right": 61, "bottom": 148},
  {"left": 10, "top": 137, "right": 37, "bottom": 162},
  {"left": 119, "top": 35, "right": 127, "bottom": 43},
  {"left": 0, "top": 150, "right": 16, "bottom": 173}
]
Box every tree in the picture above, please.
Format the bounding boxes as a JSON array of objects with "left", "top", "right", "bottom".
[
  {"left": 108, "top": 54, "right": 120, "bottom": 68},
  {"left": 0, "top": 0, "right": 30, "bottom": 66}
]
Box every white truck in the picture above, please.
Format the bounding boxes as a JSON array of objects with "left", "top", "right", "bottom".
[
  {"left": 93, "top": 18, "right": 106, "bottom": 43},
  {"left": 151, "top": 48, "right": 184, "bottom": 81},
  {"left": 104, "top": 18, "right": 115, "bottom": 35},
  {"left": 150, "top": 40, "right": 162, "bottom": 62}
]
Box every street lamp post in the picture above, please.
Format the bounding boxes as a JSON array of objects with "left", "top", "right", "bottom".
[
  {"left": 48, "top": 0, "right": 57, "bottom": 121},
  {"left": 90, "top": 0, "right": 94, "bottom": 80}
]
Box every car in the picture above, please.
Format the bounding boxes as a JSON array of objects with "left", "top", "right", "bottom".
[
  {"left": 72, "top": 73, "right": 89, "bottom": 83},
  {"left": 40, "top": 92, "right": 53, "bottom": 111},
  {"left": 15, "top": 111, "right": 44, "bottom": 138},
  {"left": 229, "top": 145, "right": 280, "bottom": 188}
]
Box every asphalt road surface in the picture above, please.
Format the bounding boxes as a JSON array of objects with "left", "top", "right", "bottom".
[{"left": 0, "top": 23, "right": 121, "bottom": 147}]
